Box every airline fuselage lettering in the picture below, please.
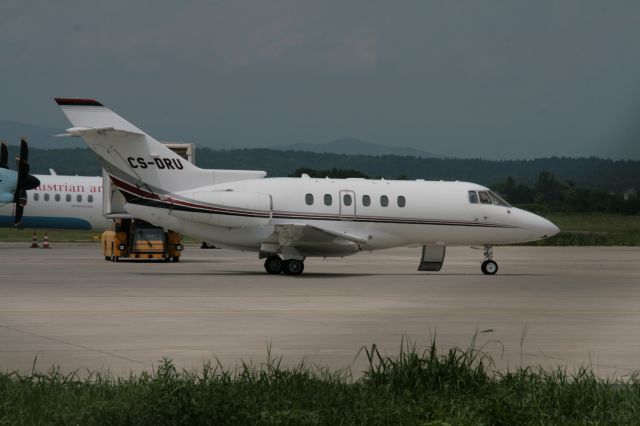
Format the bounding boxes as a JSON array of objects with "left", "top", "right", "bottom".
[{"left": 127, "top": 157, "right": 183, "bottom": 170}]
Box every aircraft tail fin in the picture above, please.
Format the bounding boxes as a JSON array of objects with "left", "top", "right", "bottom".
[{"left": 55, "top": 98, "right": 265, "bottom": 194}]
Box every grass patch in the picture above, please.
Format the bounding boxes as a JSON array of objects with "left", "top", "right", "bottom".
[
  {"left": 0, "top": 228, "right": 101, "bottom": 242},
  {"left": 532, "top": 213, "right": 640, "bottom": 246},
  {"left": 2, "top": 214, "right": 638, "bottom": 245},
  {"left": 0, "top": 228, "right": 202, "bottom": 243},
  {"left": 1, "top": 339, "right": 639, "bottom": 425}
]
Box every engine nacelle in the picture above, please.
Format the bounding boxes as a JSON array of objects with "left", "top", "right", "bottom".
[{"left": 170, "top": 191, "right": 271, "bottom": 228}]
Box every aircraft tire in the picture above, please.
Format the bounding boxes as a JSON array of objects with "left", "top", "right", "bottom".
[
  {"left": 481, "top": 260, "right": 498, "bottom": 275},
  {"left": 264, "top": 256, "right": 283, "bottom": 274},
  {"left": 283, "top": 259, "right": 304, "bottom": 276}
]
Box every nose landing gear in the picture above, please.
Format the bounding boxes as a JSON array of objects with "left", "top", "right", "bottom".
[{"left": 480, "top": 245, "right": 498, "bottom": 275}]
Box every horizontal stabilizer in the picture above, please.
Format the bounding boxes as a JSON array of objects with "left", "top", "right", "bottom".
[{"left": 64, "top": 126, "right": 145, "bottom": 138}]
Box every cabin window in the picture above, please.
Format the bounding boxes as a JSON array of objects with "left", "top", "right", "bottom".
[
  {"left": 489, "top": 190, "right": 511, "bottom": 207},
  {"left": 305, "top": 193, "right": 314, "bottom": 205},
  {"left": 77, "top": 194, "right": 82, "bottom": 202},
  {"left": 44, "top": 193, "right": 49, "bottom": 201},
  {"left": 55, "top": 194, "right": 60, "bottom": 202},
  {"left": 478, "top": 191, "right": 492, "bottom": 204},
  {"left": 88, "top": 195, "right": 94, "bottom": 203},
  {"left": 66, "top": 194, "right": 71, "bottom": 202},
  {"left": 343, "top": 194, "right": 352, "bottom": 206},
  {"left": 397, "top": 196, "right": 406, "bottom": 207},
  {"left": 380, "top": 195, "right": 389, "bottom": 207},
  {"left": 362, "top": 195, "right": 371, "bottom": 206},
  {"left": 324, "top": 194, "right": 332, "bottom": 206},
  {"left": 468, "top": 191, "right": 478, "bottom": 204},
  {"left": 33, "top": 193, "right": 39, "bottom": 201}
]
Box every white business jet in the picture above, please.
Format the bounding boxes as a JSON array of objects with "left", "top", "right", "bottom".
[{"left": 55, "top": 98, "right": 559, "bottom": 275}]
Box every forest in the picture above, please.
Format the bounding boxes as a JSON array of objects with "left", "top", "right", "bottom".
[
  {"left": 7, "top": 145, "right": 640, "bottom": 213},
  {"left": 290, "top": 167, "right": 639, "bottom": 215}
]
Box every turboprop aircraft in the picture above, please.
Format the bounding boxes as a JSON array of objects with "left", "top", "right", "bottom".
[
  {"left": 55, "top": 97, "right": 559, "bottom": 275},
  {"left": 0, "top": 141, "right": 109, "bottom": 230},
  {"left": 0, "top": 140, "right": 41, "bottom": 227},
  {"left": 0, "top": 171, "right": 109, "bottom": 230}
]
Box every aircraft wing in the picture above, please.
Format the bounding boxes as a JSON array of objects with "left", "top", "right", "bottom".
[{"left": 263, "top": 223, "right": 369, "bottom": 257}]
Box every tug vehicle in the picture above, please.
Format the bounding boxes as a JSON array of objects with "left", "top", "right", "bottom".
[{"left": 102, "top": 218, "right": 183, "bottom": 262}]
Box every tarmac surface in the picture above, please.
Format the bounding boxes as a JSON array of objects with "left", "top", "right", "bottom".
[{"left": 0, "top": 242, "right": 639, "bottom": 377}]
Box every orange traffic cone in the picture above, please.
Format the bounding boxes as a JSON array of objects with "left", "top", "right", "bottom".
[
  {"left": 30, "top": 231, "right": 39, "bottom": 248},
  {"left": 42, "top": 232, "right": 50, "bottom": 249}
]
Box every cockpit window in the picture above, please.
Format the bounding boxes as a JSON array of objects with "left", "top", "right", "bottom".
[
  {"left": 468, "top": 191, "right": 479, "bottom": 204},
  {"left": 478, "top": 191, "right": 492, "bottom": 204},
  {"left": 488, "top": 190, "right": 511, "bottom": 207}
]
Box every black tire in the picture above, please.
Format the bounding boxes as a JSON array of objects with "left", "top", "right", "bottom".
[
  {"left": 113, "top": 256, "right": 119, "bottom": 263},
  {"left": 481, "top": 260, "right": 498, "bottom": 275},
  {"left": 105, "top": 256, "right": 110, "bottom": 261},
  {"left": 172, "top": 256, "right": 180, "bottom": 263},
  {"left": 264, "top": 256, "right": 283, "bottom": 274},
  {"left": 283, "top": 259, "right": 304, "bottom": 276}
]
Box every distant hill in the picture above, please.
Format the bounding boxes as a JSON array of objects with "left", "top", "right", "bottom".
[
  {"left": 272, "top": 137, "right": 439, "bottom": 158},
  {"left": 0, "top": 120, "right": 84, "bottom": 149},
  {"left": 5, "top": 144, "right": 639, "bottom": 192}
]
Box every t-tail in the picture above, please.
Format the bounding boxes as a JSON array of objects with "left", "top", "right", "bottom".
[{"left": 55, "top": 98, "right": 265, "bottom": 194}]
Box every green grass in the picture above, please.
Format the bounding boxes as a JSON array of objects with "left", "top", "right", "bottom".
[
  {"left": 533, "top": 213, "right": 640, "bottom": 246},
  {"left": 0, "top": 228, "right": 101, "bottom": 242},
  {"left": 2, "top": 213, "right": 638, "bottom": 245},
  {"left": 1, "top": 339, "right": 639, "bottom": 425},
  {"left": 0, "top": 228, "right": 201, "bottom": 243}
]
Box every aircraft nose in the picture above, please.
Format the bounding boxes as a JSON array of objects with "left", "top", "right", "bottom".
[{"left": 536, "top": 216, "right": 560, "bottom": 239}]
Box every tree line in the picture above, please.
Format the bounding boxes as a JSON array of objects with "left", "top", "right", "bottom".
[{"left": 6, "top": 145, "right": 640, "bottom": 208}]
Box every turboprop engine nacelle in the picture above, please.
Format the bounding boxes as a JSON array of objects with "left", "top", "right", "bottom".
[{"left": 170, "top": 191, "right": 272, "bottom": 228}]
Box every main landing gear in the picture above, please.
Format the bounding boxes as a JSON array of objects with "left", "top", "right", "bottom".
[
  {"left": 263, "top": 255, "right": 305, "bottom": 276},
  {"left": 480, "top": 245, "right": 498, "bottom": 275}
]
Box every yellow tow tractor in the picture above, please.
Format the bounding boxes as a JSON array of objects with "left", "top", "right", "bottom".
[{"left": 102, "top": 219, "right": 183, "bottom": 262}]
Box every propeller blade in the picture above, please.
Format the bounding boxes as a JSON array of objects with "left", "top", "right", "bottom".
[
  {"left": 14, "top": 139, "right": 29, "bottom": 203},
  {"left": 25, "top": 174, "right": 40, "bottom": 191},
  {"left": 13, "top": 138, "right": 39, "bottom": 209},
  {"left": 11, "top": 138, "right": 38, "bottom": 226},
  {"left": 0, "top": 142, "right": 7, "bottom": 169},
  {"left": 14, "top": 203, "right": 24, "bottom": 227},
  {"left": 20, "top": 138, "right": 28, "bottom": 163}
]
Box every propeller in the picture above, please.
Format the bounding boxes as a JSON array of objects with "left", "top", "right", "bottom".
[
  {"left": 13, "top": 138, "right": 40, "bottom": 227},
  {"left": 0, "top": 142, "right": 7, "bottom": 169}
]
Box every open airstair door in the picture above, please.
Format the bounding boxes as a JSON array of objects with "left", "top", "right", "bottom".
[{"left": 418, "top": 244, "right": 446, "bottom": 271}]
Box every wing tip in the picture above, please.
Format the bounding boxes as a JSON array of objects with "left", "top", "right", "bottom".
[{"left": 54, "top": 98, "right": 104, "bottom": 107}]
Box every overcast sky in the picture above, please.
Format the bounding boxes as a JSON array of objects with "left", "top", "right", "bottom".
[{"left": 2, "top": 0, "right": 640, "bottom": 159}]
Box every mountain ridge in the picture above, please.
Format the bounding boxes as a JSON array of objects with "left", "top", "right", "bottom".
[
  {"left": 0, "top": 120, "right": 84, "bottom": 149},
  {"left": 271, "top": 137, "right": 439, "bottom": 158}
]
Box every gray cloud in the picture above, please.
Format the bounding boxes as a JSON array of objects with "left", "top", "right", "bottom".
[{"left": 1, "top": 0, "right": 639, "bottom": 159}]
